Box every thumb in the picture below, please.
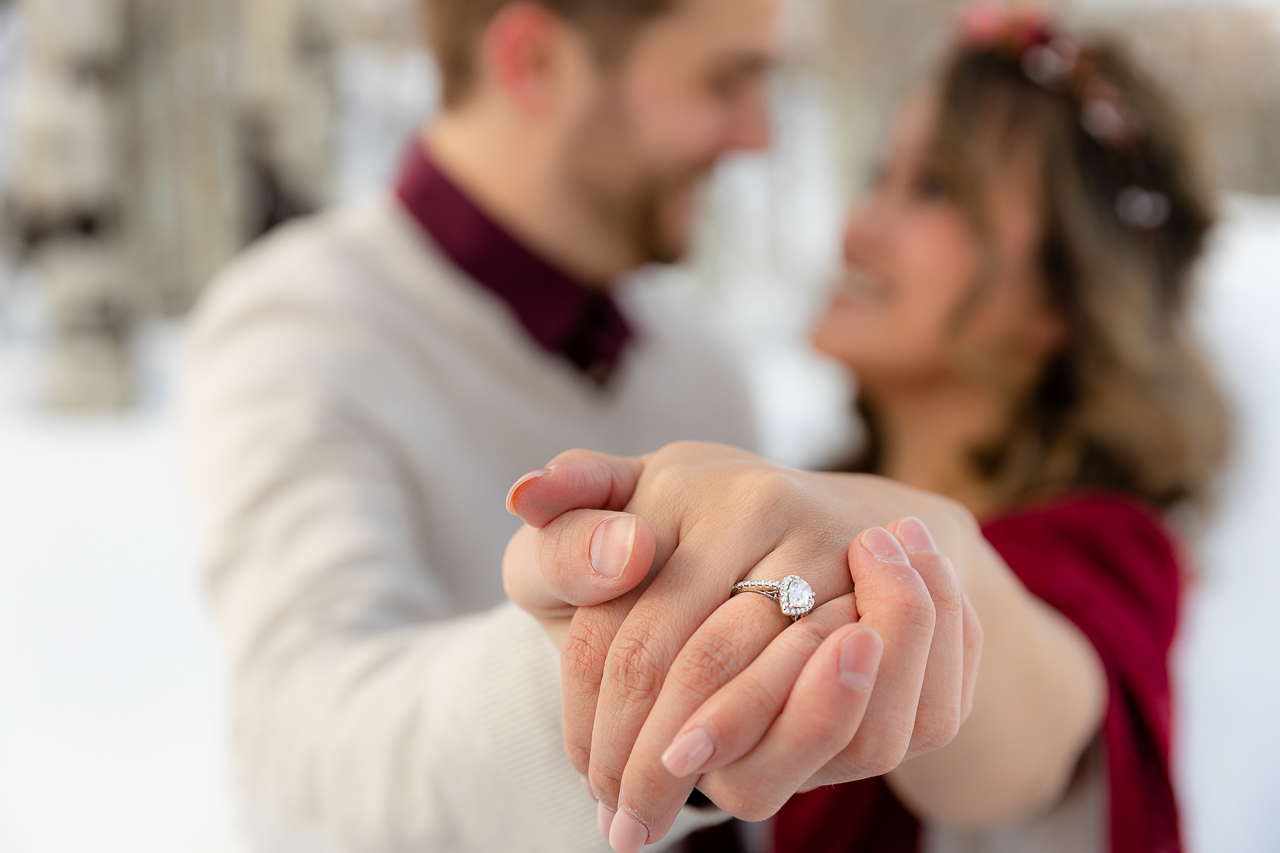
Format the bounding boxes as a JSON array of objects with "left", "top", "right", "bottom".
[
  {"left": 503, "top": 509, "right": 656, "bottom": 615},
  {"left": 506, "top": 450, "right": 646, "bottom": 528}
]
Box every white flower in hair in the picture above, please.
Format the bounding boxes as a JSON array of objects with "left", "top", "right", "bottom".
[{"left": 1116, "top": 186, "right": 1171, "bottom": 230}]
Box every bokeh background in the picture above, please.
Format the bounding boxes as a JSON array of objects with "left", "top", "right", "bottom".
[{"left": 1, "top": 0, "right": 1278, "bottom": 850}]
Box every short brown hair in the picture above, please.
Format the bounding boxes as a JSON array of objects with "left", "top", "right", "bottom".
[{"left": 425, "top": 0, "right": 677, "bottom": 109}]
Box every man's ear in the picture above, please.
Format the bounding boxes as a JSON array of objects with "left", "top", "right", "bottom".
[{"left": 480, "top": 2, "right": 594, "bottom": 117}]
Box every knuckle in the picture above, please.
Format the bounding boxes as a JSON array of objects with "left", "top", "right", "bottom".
[
  {"left": 911, "top": 712, "right": 962, "bottom": 754},
  {"left": 729, "top": 470, "right": 799, "bottom": 529},
  {"left": 561, "top": 619, "right": 611, "bottom": 687},
  {"left": 667, "top": 630, "right": 744, "bottom": 700},
  {"left": 917, "top": 555, "right": 965, "bottom": 618},
  {"left": 964, "top": 596, "right": 986, "bottom": 655},
  {"left": 732, "top": 675, "right": 785, "bottom": 724},
  {"left": 927, "top": 492, "right": 979, "bottom": 542},
  {"left": 858, "top": 750, "right": 907, "bottom": 780},
  {"left": 713, "top": 782, "right": 783, "bottom": 823},
  {"left": 538, "top": 526, "right": 575, "bottom": 586},
  {"left": 910, "top": 689, "right": 965, "bottom": 754},
  {"left": 606, "top": 625, "right": 666, "bottom": 704},
  {"left": 661, "top": 439, "right": 708, "bottom": 459},
  {"left": 735, "top": 796, "right": 783, "bottom": 824},
  {"left": 657, "top": 440, "right": 737, "bottom": 466},
  {"left": 843, "top": 727, "right": 912, "bottom": 778},
  {"left": 793, "top": 702, "right": 850, "bottom": 741},
  {"left": 888, "top": 577, "right": 937, "bottom": 637},
  {"left": 589, "top": 761, "right": 624, "bottom": 804},
  {"left": 565, "top": 741, "right": 591, "bottom": 776},
  {"left": 642, "top": 465, "right": 696, "bottom": 510}
]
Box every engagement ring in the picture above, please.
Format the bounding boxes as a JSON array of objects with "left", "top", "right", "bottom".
[{"left": 730, "top": 575, "right": 816, "bottom": 622}]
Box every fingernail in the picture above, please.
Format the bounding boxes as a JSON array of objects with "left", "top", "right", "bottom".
[
  {"left": 839, "top": 629, "right": 882, "bottom": 692},
  {"left": 506, "top": 468, "right": 552, "bottom": 515},
  {"left": 590, "top": 516, "right": 637, "bottom": 579},
  {"left": 597, "top": 801, "right": 615, "bottom": 840},
  {"left": 896, "top": 517, "right": 938, "bottom": 554},
  {"left": 581, "top": 774, "right": 597, "bottom": 802},
  {"left": 662, "top": 727, "right": 715, "bottom": 778},
  {"left": 609, "top": 809, "right": 649, "bottom": 853},
  {"left": 862, "top": 527, "right": 910, "bottom": 564}
]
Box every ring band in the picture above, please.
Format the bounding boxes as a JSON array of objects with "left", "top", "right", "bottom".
[{"left": 730, "top": 574, "right": 816, "bottom": 622}]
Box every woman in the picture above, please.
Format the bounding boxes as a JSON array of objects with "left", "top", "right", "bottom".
[
  {"left": 779, "top": 7, "right": 1229, "bottom": 853},
  {"left": 504, "top": 8, "right": 1229, "bottom": 852}
]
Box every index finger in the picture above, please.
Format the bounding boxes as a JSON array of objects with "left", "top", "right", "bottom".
[{"left": 506, "top": 450, "right": 646, "bottom": 527}]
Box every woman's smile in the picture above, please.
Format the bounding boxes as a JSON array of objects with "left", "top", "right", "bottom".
[{"left": 830, "top": 269, "right": 892, "bottom": 308}]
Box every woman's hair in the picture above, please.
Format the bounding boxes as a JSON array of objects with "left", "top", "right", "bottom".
[{"left": 857, "top": 12, "right": 1231, "bottom": 513}]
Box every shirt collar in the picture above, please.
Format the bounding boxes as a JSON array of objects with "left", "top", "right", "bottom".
[{"left": 395, "top": 141, "right": 633, "bottom": 381}]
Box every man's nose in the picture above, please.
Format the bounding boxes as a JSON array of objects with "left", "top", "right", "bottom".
[{"left": 843, "top": 202, "right": 884, "bottom": 265}]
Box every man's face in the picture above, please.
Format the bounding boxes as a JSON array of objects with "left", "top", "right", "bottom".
[{"left": 561, "top": 0, "right": 782, "bottom": 266}]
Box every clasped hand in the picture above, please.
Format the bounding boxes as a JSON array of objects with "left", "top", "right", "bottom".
[{"left": 503, "top": 443, "right": 982, "bottom": 849}]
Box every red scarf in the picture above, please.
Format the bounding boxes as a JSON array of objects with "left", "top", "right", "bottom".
[{"left": 687, "top": 494, "right": 1185, "bottom": 853}]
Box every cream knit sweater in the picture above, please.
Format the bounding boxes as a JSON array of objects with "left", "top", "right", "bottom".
[{"left": 180, "top": 196, "right": 758, "bottom": 852}]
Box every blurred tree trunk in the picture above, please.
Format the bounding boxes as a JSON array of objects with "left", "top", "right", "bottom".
[
  {"left": 6, "top": 0, "right": 341, "bottom": 410},
  {"left": 10, "top": 0, "right": 134, "bottom": 410}
]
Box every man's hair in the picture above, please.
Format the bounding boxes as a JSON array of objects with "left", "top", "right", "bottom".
[{"left": 425, "top": 0, "right": 677, "bottom": 109}]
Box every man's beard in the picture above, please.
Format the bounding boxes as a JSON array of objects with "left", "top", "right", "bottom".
[{"left": 563, "top": 95, "right": 713, "bottom": 267}]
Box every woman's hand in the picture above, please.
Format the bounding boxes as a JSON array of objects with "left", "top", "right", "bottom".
[{"left": 503, "top": 442, "right": 983, "bottom": 850}]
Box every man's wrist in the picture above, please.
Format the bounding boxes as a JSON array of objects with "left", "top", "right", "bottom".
[{"left": 538, "top": 614, "right": 574, "bottom": 652}]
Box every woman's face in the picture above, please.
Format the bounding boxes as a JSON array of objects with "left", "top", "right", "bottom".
[{"left": 811, "top": 97, "right": 1064, "bottom": 397}]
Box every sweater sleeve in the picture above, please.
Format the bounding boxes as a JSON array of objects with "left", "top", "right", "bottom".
[{"left": 179, "top": 279, "right": 724, "bottom": 852}]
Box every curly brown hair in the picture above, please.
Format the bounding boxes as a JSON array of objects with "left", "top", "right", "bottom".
[{"left": 855, "top": 31, "right": 1231, "bottom": 513}]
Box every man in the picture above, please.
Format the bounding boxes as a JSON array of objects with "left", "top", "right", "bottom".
[{"left": 181, "top": 1, "right": 975, "bottom": 850}]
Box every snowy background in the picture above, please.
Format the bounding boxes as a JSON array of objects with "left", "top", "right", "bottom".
[
  {"left": 2, "top": 2, "right": 1280, "bottom": 853},
  {"left": 2, "top": 201, "right": 1279, "bottom": 853}
]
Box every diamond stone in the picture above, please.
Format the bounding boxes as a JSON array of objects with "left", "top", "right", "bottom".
[{"left": 779, "top": 575, "right": 815, "bottom": 617}]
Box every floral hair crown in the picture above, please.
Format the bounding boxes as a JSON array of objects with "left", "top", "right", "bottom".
[{"left": 957, "top": 3, "right": 1171, "bottom": 230}]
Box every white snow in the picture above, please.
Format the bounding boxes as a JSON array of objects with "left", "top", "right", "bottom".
[
  {"left": 0, "top": 313, "right": 240, "bottom": 852},
  {"left": 0, "top": 198, "right": 1278, "bottom": 852},
  {"left": 1175, "top": 196, "right": 1280, "bottom": 853}
]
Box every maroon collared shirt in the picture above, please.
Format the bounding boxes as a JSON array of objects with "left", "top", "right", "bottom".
[{"left": 395, "top": 142, "right": 633, "bottom": 381}]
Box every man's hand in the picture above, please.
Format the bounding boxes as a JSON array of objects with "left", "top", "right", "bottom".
[{"left": 503, "top": 443, "right": 983, "bottom": 851}]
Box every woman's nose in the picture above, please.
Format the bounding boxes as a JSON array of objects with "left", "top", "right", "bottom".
[{"left": 726, "top": 88, "right": 771, "bottom": 153}]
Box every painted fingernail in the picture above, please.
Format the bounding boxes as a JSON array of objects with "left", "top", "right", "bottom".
[
  {"left": 505, "top": 468, "right": 552, "bottom": 515},
  {"left": 581, "top": 774, "right": 597, "bottom": 802},
  {"left": 609, "top": 809, "right": 649, "bottom": 853},
  {"left": 590, "top": 516, "right": 637, "bottom": 579},
  {"left": 896, "top": 517, "right": 938, "bottom": 554},
  {"left": 662, "top": 727, "right": 715, "bottom": 778},
  {"left": 597, "top": 801, "right": 615, "bottom": 840},
  {"left": 863, "top": 527, "right": 910, "bottom": 564},
  {"left": 839, "top": 628, "right": 882, "bottom": 692}
]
